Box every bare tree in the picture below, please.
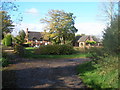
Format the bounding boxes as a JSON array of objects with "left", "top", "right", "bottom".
[{"left": 98, "top": 0, "right": 118, "bottom": 26}]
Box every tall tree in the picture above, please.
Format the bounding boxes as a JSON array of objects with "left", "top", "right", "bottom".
[
  {"left": 0, "top": 0, "right": 23, "bottom": 38},
  {"left": 41, "top": 10, "right": 78, "bottom": 44},
  {"left": 13, "top": 30, "right": 26, "bottom": 45},
  {"left": 98, "top": 0, "right": 118, "bottom": 26},
  {"left": 100, "top": 1, "right": 119, "bottom": 54},
  {"left": 0, "top": 11, "right": 14, "bottom": 38},
  {"left": 103, "top": 16, "right": 119, "bottom": 54}
]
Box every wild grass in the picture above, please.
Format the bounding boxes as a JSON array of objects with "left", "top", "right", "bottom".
[{"left": 77, "top": 55, "right": 118, "bottom": 88}]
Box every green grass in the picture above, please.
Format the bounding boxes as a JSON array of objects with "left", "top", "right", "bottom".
[
  {"left": 77, "top": 56, "right": 118, "bottom": 88},
  {"left": 24, "top": 47, "right": 89, "bottom": 59}
]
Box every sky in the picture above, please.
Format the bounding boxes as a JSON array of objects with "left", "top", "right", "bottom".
[{"left": 8, "top": 1, "right": 113, "bottom": 38}]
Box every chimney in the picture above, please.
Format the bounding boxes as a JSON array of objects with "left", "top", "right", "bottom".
[{"left": 26, "top": 28, "right": 28, "bottom": 34}]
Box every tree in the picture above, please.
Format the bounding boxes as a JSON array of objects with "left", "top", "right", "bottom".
[
  {"left": 98, "top": 0, "right": 118, "bottom": 26},
  {"left": 13, "top": 30, "right": 26, "bottom": 45},
  {"left": 0, "top": 0, "right": 23, "bottom": 39},
  {"left": 103, "top": 16, "right": 119, "bottom": 54},
  {"left": 101, "top": 1, "right": 119, "bottom": 54},
  {"left": 41, "top": 10, "right": 78, "bottom": 44},
  {"left": 0, "top": 11, "right": 14, "bottom": 39},
  {"left": 76, "top": 34, "right": 85, "bottom": 37}
]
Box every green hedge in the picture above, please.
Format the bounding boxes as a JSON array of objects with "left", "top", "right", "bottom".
[{"left": 34, "top": 44, "right": 75, "bottom": 55}]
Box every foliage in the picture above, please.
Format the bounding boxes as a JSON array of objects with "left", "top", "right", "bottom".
[
  {"left": 41, "top": 10, "right": 78, "bottom": 44},
  {"left": 0, "top": 0, "right": 23, "bottom": 25},
  {"left": 103, "top": 16, "right": 120, "bottom": 54},
  {"left": 0, "top": 51, "right": 9, "bottom": 67},
  {"left": 19, "top": 30, "right": 26, "bottom": 41},
  {"left": 0, "top": 11, "right": 14, "bottom": 38},
  {"left": 77, "top": 55, "right": 118, "bottom": 88},
  {"left": 14, "top": 44, "right": 25, "bottom": 56},
  {"left": 2, "top": 33, "right": 12, "bottom": 46},
  {"left": 86, "top": 40, "right": 96, "bottom": 45},
  {"left": 25, "top": 47, "right": 88, "bottom": 59},
  {"left": 0, "top": 58, "right": 9, "bottom": 67},
  {"left": 34, "top": 44, "right": 75, "bottom": 55},
  {"left": 77, "top": 3, "right": 119, "bottom": 89},
  {"left": 87, "top": 47, "right": 109, "bottom": 61},
  {"left": 13, "top": 30, "right": 26, "bottom": 45},
  {"left": 76, "top": 34, "right": 85, "bottom": 36}
]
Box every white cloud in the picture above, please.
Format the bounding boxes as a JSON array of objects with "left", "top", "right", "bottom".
[
  {"left": 12, "top": 22, "right": 106, "bottom": 39},
  {"left": 75, "top": 22, "right": 106, "bottom": 37},
  {"left": 25, "top": 8, "right": 39, "bottom": 14},
  {"left": 12, "top": 23, "right": 47, "bottom": 36}
]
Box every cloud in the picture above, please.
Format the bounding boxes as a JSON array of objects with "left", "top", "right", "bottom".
[
  {"left": 25, "top": 8, "right": 39, "bottom": 14},
  {"left": 75, "top": 22, "right": 106, "bottom": 37},
  {"left": 12, "top": 22, "right": 47, "bottom": 36},
  {"left": 12, "top": 22, "right": 106, "bottom": 39}
]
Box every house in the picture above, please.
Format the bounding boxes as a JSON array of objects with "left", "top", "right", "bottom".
[
  {"left": 73, "top": 35, "right": 101, "bottom": 48},
  {"left": 25, "top": 28, "right": 51, "bottom": 47}
]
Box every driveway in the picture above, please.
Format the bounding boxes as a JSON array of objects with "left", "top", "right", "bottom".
[{"left": 2, "top": 58, "right": 90, "bottom": 88}]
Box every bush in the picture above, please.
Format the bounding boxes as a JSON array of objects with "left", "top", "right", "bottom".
[
  {"left": 0, "top": 51, "right": 9, "bottom": 67},
  {"left": 87, "top": 47, "right": 109, "bottom": 62},
  {"left": 34, "top": 44, "right": 75, "bottom": 55},
  {"left": 0, "top": 58, "right": 9, "bottom": 67},
  {"left": 14, "top": 44, "right": 25, "bottom": 56},
  {"left": 2, "top": 34, "right": 12, "bottom": 46},
  {"left": 86, "top": 40, "right": 96, "bottom": 45}
]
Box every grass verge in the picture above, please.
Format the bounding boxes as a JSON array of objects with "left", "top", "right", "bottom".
[{"left": 77, "top": 56, "right": 118, "bottom": 88}]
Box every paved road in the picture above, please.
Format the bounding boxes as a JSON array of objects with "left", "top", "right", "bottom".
[{"left": 3, "top": 58, "right": 90, "bottom": 88}]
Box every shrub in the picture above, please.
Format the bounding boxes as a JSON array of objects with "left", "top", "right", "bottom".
[
  {"left": 0, "top": 51, "right": 9, "bottom": 67},
  {"left": 34, "top": 44, "right": 75, "bottom": 55},
  {"left": 14, "top": 44, "right": 25, "bottom": 56},
  {"left": 86, "top": 40, "right": 96, "bottom": 45},
  {"left": 0, "top": 58, "right": 9, "bottom": 67},
  {"left": 87, "top": 47, "right": 109, "bottom": 62},
  {"left": 2, "top": 34, "right": 12, "bottom": 46}
]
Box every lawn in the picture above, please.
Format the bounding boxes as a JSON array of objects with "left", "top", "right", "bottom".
[{"left": 24, "top": 47, "right": 90, "bottom": 59}]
